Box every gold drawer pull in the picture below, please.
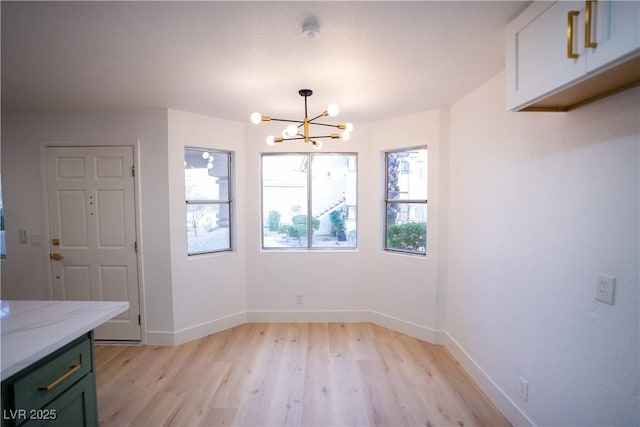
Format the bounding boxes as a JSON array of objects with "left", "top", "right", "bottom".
[
  {"left": 567, "top": 10, "right": 580, "bottom": 59},
  {"left": 38, "top": 364, "right": 81, "bottom": 391},
  {"left": 585, "top": 0, "right": 598, "bottom": 48}
]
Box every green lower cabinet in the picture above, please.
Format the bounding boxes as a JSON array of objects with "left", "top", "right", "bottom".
[
  {"left": 1, "top": 333, "right": 98, "bottom": 427},
  {"left": 22, "top": 374, "right": 97, "bottom": 427}
]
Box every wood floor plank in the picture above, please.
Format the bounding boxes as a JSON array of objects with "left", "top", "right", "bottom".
[{"left": 95, "top": 322, "right": 511, "bottom": 427}]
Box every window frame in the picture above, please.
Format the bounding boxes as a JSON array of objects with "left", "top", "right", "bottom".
[
  {"left": 184, "top": 147, "right": 233, "bottom": 256},
  {"left": 383, "top": 146, "right": 428, "bottom": 256},
  {"left": 260, "top": 152, "right": 358, "bottom": 251}
]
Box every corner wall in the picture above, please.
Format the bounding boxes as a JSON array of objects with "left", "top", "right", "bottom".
[
  {"left": 165, "top": 109, "right": 247, "bottom": 344},
  {"left": 447, "top": 71, "right": 640, "bottom": 426},
  {"left": 370, "top": 110, "right": 448, "bottom": 339}
]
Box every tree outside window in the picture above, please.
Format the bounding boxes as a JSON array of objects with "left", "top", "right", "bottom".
[{"left": 385, "top": 147, "right": 427, "bottom": 255}]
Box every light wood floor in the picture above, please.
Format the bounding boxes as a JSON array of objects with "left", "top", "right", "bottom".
[{"left": 95, "top": 323, "right": 510, "bottom": 426}]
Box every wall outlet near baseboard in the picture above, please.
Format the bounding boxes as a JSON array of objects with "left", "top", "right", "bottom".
[
  {"left": 296, "top": 293, "right": 303, "bottom": 305},
  {"left": 518, "top": 376, "right": 529, "bottom": 402},
  {"left": 595, "top": 274, "right": 615, "bottom": 305}
]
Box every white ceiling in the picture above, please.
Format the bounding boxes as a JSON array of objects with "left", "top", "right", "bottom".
[{"left": 1, "top": 1, "right": 530, "bottom": 122}]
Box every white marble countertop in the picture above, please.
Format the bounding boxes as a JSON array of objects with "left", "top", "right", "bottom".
[{"left": 1, "top": 300, "right": 129, "bottom": 380}]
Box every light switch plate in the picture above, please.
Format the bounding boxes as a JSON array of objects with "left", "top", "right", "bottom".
[
  {"left": 30, "top": 235, "right": 41, "bottom": 246},
  {"left": 595, "top": 274, "right": 615, "bottom": 305}
]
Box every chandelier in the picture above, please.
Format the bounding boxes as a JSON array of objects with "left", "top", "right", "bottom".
[{"left": 250, "top": 89, "right": 353, "bottom": 150}]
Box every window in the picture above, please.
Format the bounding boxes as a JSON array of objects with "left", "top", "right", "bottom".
[
  {"left": 184, "top": 148, "right": 232, "bottom": 255},
  {"left": 384, "top": 147, "right": 427, "bottom": 255},
  {"left": 262, "top": 153, "right": 357, "bottom": 249}
]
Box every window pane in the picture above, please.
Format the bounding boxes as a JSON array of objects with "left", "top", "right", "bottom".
[
  {"left": 184, "top": 149, "right": 229, "bottom": 201},
  {"left": 386, "top": 148, "right": 427, "bottom": 200},
  {"left": 385, "top": 202, "right": 427, "bottom": 254},
  {"left": 184, "top": 148, "right": 232, "bottom": 255},
  {"left": 311, "top": 154, "right": 357, "bottom": 248},
  {"left": 186, "top": 203, "right": 230, "bottom": 254},
  {"left": 262, "top": 155, "right": 309, "bottom": 248}
]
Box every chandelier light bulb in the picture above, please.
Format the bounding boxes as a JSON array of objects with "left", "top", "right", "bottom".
[
  {"left": 327, "top": 104, "right": 340, "bottom": 117},
  {"left": 250, "top": 112, "right": 262, "bottom": 124},
  {"left": 345, "top": 122, "right": 354, "bottom": 132},
  {"left": 313, "top": 140, "right": 323, "bottom": 150},
  {"left": 286, "top": 124, "right": 299, "bottom": 137},
  {"left": 341, "top": 132, "right": 351, "bottom": 141},
  {"left": 201, "top": 151, "right": 210, "bottom": 160},
  {"left": 266, "top": 135, "right": 275, "bottom": 146}
]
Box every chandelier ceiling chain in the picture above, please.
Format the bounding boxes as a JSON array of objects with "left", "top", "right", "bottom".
[{"left": 250, "top": 89, "right": 353, "bottom": 150}]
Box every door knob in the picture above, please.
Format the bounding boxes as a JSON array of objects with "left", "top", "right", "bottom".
[{"left": 50, "top": 253, "right": 64, "bottom": 261}]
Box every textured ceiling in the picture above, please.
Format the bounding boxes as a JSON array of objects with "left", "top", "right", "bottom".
[{"left": 1, "top": 1, "right": 530, "bottom": 122}]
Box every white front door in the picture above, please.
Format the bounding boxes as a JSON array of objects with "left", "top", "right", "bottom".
[{"left": 46, "top": 146, "right": 141, "bottom": 341}]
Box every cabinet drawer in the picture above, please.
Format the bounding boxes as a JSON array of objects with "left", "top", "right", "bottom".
[
  {"left": 11, "top": 337, "right": 92, "bottom": 415},
  {"left": 22, "top": 373, "right": 97, "bottom": 427}
]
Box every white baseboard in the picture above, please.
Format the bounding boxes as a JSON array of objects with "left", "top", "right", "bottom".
[
  {"left": 443, "top": 333, "right": 536, "bottom": 427},
  {"left": 144, "top": 311, "right": 247, "bottom": 346},
  {"left": 245, "top": 310, "right": 445, "bottom": 345},
  {"left": 246, "top": 309, "right": 371, "bottom": 323},
  {"left": 369, "top": 310, "right": 446, "bottom": 344},
  {"left": 151, "top": 309, "right": 445, "bottom": 345},
  {"left": 144, "top": 330, "right": 176, "bottom": 346}
]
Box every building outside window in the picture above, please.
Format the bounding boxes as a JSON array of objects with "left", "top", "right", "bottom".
[
  {"left": 262, "top": 153, "right": 357, "bottom": 249},
  {"left": 384, "top": 147, "right": 427, "bottom": 255},
  {"left": 184, "top": 148, "right": 232, "bottom": 255}
]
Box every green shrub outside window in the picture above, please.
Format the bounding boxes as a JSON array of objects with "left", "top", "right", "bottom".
[{"left": 384, "top": 147, "right": 427, "bottom": 255}]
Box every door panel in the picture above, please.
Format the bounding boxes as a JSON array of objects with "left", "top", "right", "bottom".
[
  {"left": 46, "top": 146, "right": 141, "bottom": 341},
  {"left": 58, "top": 190, "right": 90, "bottom": 247},
  {"left": 62, "top": 266, "right": 92, "bottom": 300},
  {"left": 96, "top": 190, "right": 126, "bottom": 247}
]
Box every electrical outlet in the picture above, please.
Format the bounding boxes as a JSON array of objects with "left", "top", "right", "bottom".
[
  {"left": 595, "top": 274, "right": 615, "bottom": 305},
  {"left": 296, "top": 293, "right": 303, "bottom": 305},
  {"left": 518, "top": 376, "right": 529, "bottom": 402}
]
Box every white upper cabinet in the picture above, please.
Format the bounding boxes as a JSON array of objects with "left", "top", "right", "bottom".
[
  {"left": 506, "top": 0, "right": 640, "bottom": 111},
  {"left": 587, "top": 1, "right": 640, "bottom": 70}
]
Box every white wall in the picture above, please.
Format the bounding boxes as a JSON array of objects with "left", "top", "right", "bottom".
[
  {"left": 446, "top": 72, "right": 640, "bottom": 426},
  {"left": 166, "top": 109, "right": 247, "bottom": 343},
  {"left": 244, "top": 121, "right": 378, "bottom": 319},
  {"left": 0, "top": 109, "right": 175, "bottom": 334},
  {"left": 370, "top": 110, "right": 447, "bottom": 338}
]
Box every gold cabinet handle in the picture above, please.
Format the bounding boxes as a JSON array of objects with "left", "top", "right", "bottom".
[
  {"left": 50, "top": 253, "right": 64, "bottom": 261},
  {"left": 585, "top": 0, "right": 598, "bottom": 48},
  {"left": 567, "top": 10, "right": 580, "bottom": 59},
  {"left": 38, "top": 364, "right": 81, "bottom": 391}
]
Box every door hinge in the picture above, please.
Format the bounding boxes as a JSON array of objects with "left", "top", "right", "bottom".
[
  {"left": 134, "top": 241, "right": 138, "bottom": 252},
  {"left": 138, "top": 314, "right": 141, "bottom": 325},
  {"left": 131, "top": 165, "right": 135, "bottom": 177}
]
